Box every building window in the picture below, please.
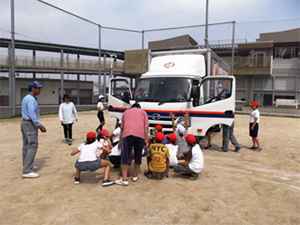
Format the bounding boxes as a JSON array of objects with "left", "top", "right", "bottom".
[
  {"left": 253, "top": 92, "right": 263, "bottom": 106},
  {"left": 252, "top": 76, "right": 298, "bottom": 106},
  {"left": 236, "top": 76, "right": 245, "bottom": 89},
  {"left": 264, "top": 77, "right": 273, "bottom": 90},
  {"left": 273, "top": 47, "right": 299, "bottom": 59},
  {"left": 274, "top": 91, "right": 295, "bottom": 101},
  {"left": 254, "top": 77, "right": 273, "bottom": 90},
  {"left": 236, "top": 90, "right": 245, "bottom": 101},
  {"left": 274, "top": 77, "right": 296, "bottom": 90},
  {"left": 71, "top": 90, "right": 78, "bottom": 96},
  {"left": 235, "top": 76, "right": 246, "bottom": 101},
  {"left": 254, "top": 77, "right": 264, "bottom": 89}
]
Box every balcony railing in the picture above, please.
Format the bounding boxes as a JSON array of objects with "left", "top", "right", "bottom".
[
  {"left": 222, "top": 55, "right": 273, "bottom": 75},
  {"left": 1, "top": 54, "right": 274, "bottom": 75},
  {"left": 0, "top": 55, "right": 124, "bottom": 72}
]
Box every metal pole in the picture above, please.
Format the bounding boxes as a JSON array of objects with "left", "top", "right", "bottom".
[
  {"left": 77, "top": 54, "right": 80, "bottom": 105},
  {"left": 33, "top": 50, "right": 36, "bottom": 79},
  {"left": 103, "top": 54, "right": 106, "bottom": 97},
  {"left": 205, "top": 0, "right": 209, "bottom": 48},
  {"left": 60, "top": 49, "right": 64, "bottom": 102},
  {"left": 141, "top": 30, "right": 145, "bottom": 74},
  {"left": 77, "top": 74, "right": 80, "bottom": 105},
  {"left": 231, "top": 21, "right": 235, "bottom": 75},
  {"left": 10, "top": 0, "right": 16, "bottom": 115},
  {"left": 98, "top": 25, "right": 102, "bottom": 97}
]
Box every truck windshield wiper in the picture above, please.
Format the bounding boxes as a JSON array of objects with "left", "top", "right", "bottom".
[
  {"left": 158, "top": 98, "right": 183, "bottom": 105},
  {"left": 143, "top": 98, "right": 160, "bottom": 102},
  {"left": 134, "top": 97, "right": 159, "bottom": 102}
]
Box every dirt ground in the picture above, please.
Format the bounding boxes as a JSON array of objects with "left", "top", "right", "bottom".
[{"left": 0, "top": 110, "right": 299, "bottom": 225}]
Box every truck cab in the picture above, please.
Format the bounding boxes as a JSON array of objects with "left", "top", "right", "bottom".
[{"left": 108, "top": 49, "right": 235, "bottom": 138}]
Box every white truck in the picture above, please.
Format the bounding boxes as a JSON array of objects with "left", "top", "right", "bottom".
[{"left": 108, "top": 48, "right": 235, "bottom": 139}]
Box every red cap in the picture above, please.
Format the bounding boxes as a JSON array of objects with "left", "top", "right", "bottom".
[
  {"left": 155, "top": 132, "right": 165, "bottom": 142},
  {"left": 138, "top": 88, "right": 144, "bottom": 92},
  {"left": 166, "top": 133, "right": 177, "bottom": 142},
  {"left": 185, "top": 134, "right": 196, "bottom": 145},
  {"left": 251, "top": 101, "right": 259, "bottom": 107},
  {"left": 154, "top": 124, "right": 163, "bottom": 130},
  {"left": 87, "top": 132, "right": 96, "bottom": 140},
  {"left": 100, "top": 129, "right": 109, "bottom": 137}
]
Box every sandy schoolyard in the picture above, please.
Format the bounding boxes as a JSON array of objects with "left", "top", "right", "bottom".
[{"left": 0, "top": 110, "right": 299, "bottom": 225}]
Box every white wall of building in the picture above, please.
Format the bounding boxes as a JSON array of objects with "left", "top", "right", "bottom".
[{"left": 0, "top": 77, "right": 94, "bottom": 105}]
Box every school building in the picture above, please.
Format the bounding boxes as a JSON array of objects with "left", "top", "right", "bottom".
[{"left": 0, "top": 28, "right": 299, "bottom": 117}]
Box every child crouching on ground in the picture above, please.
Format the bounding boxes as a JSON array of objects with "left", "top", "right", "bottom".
[
  {"left": 96, "top": 129, "right": 112, "bottom": 159},
  {"left": 108, "top": 144, "right": 134, "bottom": 177},
  {"left": 142, "top": 136, "right": 154, "bottom": 157},
  {"left": 144, "top": 132, "right": 170, "bottom": 180},
  {"left": 71, "top": 131, "right": 115, "bottom": 187},
  {"left": 165, "top": 133, "right": 178, "bottom": 167},
  {"left": 110, "top": 121, "right": 121, "bottom": 147},
  {"left": 174, "top": 134, "right": 204, "bottom": 180}
]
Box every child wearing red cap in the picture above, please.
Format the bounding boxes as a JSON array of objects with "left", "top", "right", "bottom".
[
  {"left": 96, "top": 129, "right": 113, "bottom": 159},
  {"left": 71, "top": 132, "right": 115, "bottom": 187},
  {"left": 166, "top": 133, "right": 178, "bottom": 167},
  {"left": 144, "top": 132, "right": 170, "bottom": 180},
  {"left": 154, "top": 124, "right": 167, "bottom": 144},
  {"left": 249, "top": 101, "right": 262, "bottom": 151},
  {"left": 174, "top": 134, "right": 204, "bottom": 180}
]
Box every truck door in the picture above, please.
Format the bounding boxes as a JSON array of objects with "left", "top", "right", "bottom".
[
  {"left": 108, "top": 78, "right": 132, "bottom": 120},
  {"left": 190, "top": 76, "right": 235, "bottom": 136}
]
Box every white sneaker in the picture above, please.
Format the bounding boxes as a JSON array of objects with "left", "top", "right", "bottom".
[
  {"left": 131, "top": 176, "right": 139, "bottom": 182},
  {"left": 102, "top": 179, "right": 115, "bottom": 187},
  {"left": 115, "top": 178, "right": 128, "bottom": 186},
  {"left": 22, "top": 172, "right": 39, "bottom": 178}
]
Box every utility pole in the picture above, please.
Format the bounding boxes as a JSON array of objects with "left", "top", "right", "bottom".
[
  {"left": 98, "top": 25, "right": 102, "bottom": 97},
  {"left": 10, "top": 0, "right": 16, "bottom": 115},
  {"left": 231, "top": 21, "right": 236, "bottom": 75},
  {"left": 205, "top": 0, "right": 209, "bottom": 48},
  {"left": 141, "top": 30, "right": 145, "bottom": 74}
]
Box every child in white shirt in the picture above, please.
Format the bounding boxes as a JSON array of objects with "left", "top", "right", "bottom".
[
  {"left": 96, "top": 129, "right": 112, "bottom": 159},
  {"left": 249, "top": 101, "right": 262, "bottom": 151},
  {"left": 110, "top": 122, "right": 121, "bottom": 147},
  {"left": 174, "top": 134, "right": 204, "bottom": 180},
  {"left": 71, "top": 131, "right": 115, "bottom": 187},
  {"left": 165, "top": 133, "right": 178, "bottom": 167}
]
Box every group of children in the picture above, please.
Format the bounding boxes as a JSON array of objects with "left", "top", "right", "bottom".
[
  {"left": 144, "top": 129, "right": 204, "bottom": 181},
  {"left": 70, "top": 112, "right": 204, "bottom": 186},
  {"left": 70, "top": 101, "right": 261, "bottom": 187}
]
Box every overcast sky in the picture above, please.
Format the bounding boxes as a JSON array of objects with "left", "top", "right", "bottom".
[{"left": 0, "top": 0, "right": 299, "bottom": 53}]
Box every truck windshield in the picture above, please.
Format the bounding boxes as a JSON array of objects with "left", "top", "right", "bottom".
[{"left": 133, "top": 77, "right": 192, "bottom": 102}]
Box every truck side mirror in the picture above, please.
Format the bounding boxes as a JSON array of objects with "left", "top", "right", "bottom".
[
  {"left": 191, "top": 85, "right": 199, "bottom": 98},
  {"left": 192, "top": 85, "right": 200, "bottom": 107}
]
